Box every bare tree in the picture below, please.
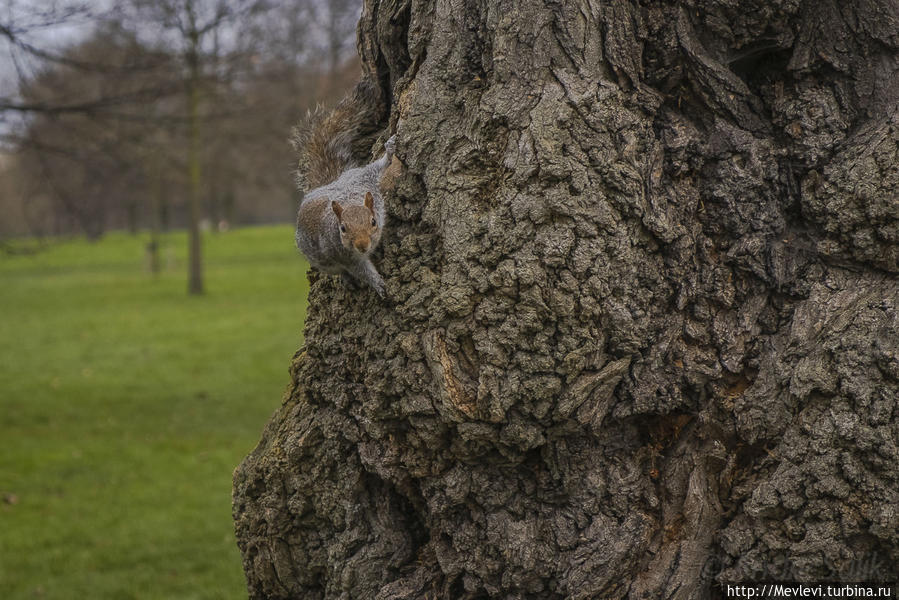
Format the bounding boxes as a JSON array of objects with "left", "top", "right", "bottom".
[
  {"left": 1, "top": 3, "right": 183, "bottom": 240},
  {"left": 0, "top": 1, "right": 164, "bottom": 116},
  {"left": 9, "top": 21, "right": 178, "bottom": 239},
  {"left": 233, "top": 0, "right": 899, "bottom": 598},
  {"left": 123, "top": 0, "right": 269, "bottom": 294},
  {"left": 2, "top": 0, "right": 362, "bottom": 247}
]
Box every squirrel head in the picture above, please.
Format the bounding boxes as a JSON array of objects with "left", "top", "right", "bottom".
[{"left": 331, "top": 192, "right": 381, "bottom": 255}]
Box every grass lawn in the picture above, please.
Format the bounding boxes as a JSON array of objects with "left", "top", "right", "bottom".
[{"left": 0, "top": 225, "right": 309, "bottom": 599}]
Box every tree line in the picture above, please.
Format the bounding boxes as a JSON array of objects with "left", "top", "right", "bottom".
[{"left": 0, "top": 0, "right": 360, "bottom": 292}]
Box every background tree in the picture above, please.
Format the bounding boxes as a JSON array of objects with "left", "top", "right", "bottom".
[
  {"left": 2, "top": 0, "right": 364, "bottom": 268},
  {"left": 233, "top": 0, "right": 899, "bottom": 598},
  {"left": 124, "top": 0, "right": 270, "bottom": 294},
  {"left": 10, "top": 22, "right": 177, "bottom": 239}
]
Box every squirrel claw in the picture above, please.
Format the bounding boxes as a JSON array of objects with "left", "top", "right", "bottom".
[{"left": 384, "top": 135, "right": 396, "bottom": 158}]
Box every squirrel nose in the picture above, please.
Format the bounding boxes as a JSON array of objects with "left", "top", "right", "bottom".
[{"left": 354, "top": 239, "right": 369, "bottom": 253}]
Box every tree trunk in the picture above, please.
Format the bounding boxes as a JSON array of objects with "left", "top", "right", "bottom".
[
  {"left": 233, "top": 1, "right": 899, "bottom": 598},
  {"left": 187, "top": 35, "right": 204, "bottom": 296},
  {"left": 148, "top": 157, "right": 163, "bottom": 276}
]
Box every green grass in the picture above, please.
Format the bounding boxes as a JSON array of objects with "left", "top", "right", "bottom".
[{"left": 0, "top": 225, "right": 309, "bottom": 599}]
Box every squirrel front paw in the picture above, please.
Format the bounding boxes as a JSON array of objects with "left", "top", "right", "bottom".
[
  {"left": 341, "top": 270, "right": 385, "bottom": 298},
  {"left": 368, "top": 275, "right": 386, "bottom": 298}
]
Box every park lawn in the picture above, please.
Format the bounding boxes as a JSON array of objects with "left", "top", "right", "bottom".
[{"left": 0, "top": 225, "right": 309, "bottom": 599}]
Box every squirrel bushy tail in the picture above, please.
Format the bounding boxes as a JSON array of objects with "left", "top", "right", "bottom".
[{"left": 291, "top": 78, "right": 387, "bottom": 192}]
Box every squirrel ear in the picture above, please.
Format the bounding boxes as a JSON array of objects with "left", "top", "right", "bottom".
[
  {"left": 331, "top": 201, "right": 342, "bottom": 219},
  {"left": 364, "top": 191, "right": 374, "bottom": 211}
]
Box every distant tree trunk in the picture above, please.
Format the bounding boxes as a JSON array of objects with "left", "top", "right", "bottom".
[
  {"left": 186, "top": 33, "right": 204, "bottom": 295},
  {"left": 159, "top": 181, "right": 170, "bottom": 233},
  {"left": 148, "top": 159, "right": 163, "bottom": 275},
  {"left": 233, "top": 1, "right": 899, "bottom": 598},
  {"left": 126, "top": 198, "right": 139, "bottom": 235},
  {"left": 221, "top": 187, "right": 235, "bottom": 226}
]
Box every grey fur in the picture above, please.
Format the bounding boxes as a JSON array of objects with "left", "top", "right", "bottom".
[{"left": 295, "top": 137, "right": 394, "bottom": 297}]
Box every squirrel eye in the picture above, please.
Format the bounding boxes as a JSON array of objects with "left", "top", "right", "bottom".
[
  {"left": 371, "top": 218, "right": 377, "bottom": 227},
  {"left": 339, "top": 224, "right": 346, "bottom": 233}
]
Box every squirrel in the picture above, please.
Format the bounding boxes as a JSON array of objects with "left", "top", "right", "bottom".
[{"left": 292, "top": 80, "right": 394, "bottom": 298}]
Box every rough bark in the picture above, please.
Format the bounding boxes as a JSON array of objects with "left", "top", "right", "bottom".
[{"left": 233, "top": 1, "right": 899, "bottom": 598}]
